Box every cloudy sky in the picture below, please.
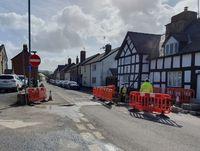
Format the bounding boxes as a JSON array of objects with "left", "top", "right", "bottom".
[{"left": 0, "top": 0, "right": 199, "bottom": 71}]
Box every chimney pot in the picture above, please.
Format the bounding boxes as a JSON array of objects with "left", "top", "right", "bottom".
[
  {"left": 68, "top": 58, "right": 72, "bottom": 65},
  {"left": 184, "top": 6, "right": 188, "bottom": 11},
  {"left": 76, "top": 56, "right": 79, "bottom": 64}
]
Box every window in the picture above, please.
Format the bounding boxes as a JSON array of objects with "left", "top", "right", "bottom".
[
  {"left": 165, "top": 45, "right": 169, "bottom": 55},
  {"left": 175, "top": 43, "right": 178, "bottom": 53},
  {"left": 84, "top": 66, "right": 86, "bottom": 72},
  {"left": 165, "top": 43, "right": 178, "bottom": 56},
  {"left": 170, "top": 43, "right": 173, "bottom": 54},
  {"left": 125, "top": 56, "right": 131, "bottom": 65},
  {"left": 92, "top": 64, "right": 96, "bottom": 71},
  {"left": 167, "top": 71, "right": 182, "bottom": 87},
  {"left": 123, "top": 75, "right": 129, "bottom": 83},
  {"left": 92, "top": 77, "right": 96, "bottom": 84}
]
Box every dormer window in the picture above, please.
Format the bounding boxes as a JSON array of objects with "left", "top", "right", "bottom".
[{"left": 165, "top": 42, "right": 179, "bottom": 56}]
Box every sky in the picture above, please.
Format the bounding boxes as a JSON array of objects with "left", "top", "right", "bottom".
[{"left": 0, "top": 0, "right": 199, "bottom": 71}]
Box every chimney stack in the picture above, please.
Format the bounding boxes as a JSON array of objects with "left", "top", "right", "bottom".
[
  {"left": 76, "top": 56, "right": 79, "bottom": 64},
  {"left": 68, "top": 58, "right": 72, "bottom": 65},
  {"left": 80, "top": 51, "right": 86, "bottom": 63},
  {"left": 23, "top": 44, "right": 28, "bottom": 51},
  {"left": 105, "top": 44, "right": 112, "bottom": 54}
]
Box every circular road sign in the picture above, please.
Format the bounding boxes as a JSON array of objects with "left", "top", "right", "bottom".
[{"left": 30, "top": 54, "right": 41, "bottom": 67}]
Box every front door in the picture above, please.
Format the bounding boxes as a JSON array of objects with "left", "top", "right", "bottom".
[{"left": 197, "top": 74, "right": 200, "bottom": 100}]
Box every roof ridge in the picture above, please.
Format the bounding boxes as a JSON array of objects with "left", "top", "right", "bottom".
[{"left": 127, "top": 31, "right": 162, "bottom": 36}]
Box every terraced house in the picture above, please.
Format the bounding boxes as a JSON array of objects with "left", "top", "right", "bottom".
[{"left": 116, "top": 7, "right": 200, "bottom": 99}]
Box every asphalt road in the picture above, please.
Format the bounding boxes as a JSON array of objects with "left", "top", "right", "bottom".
[
  {"left": 0, "top": 92, "right": 17, "bottom": 109},
  {"left": 0, "top": 83, "right": 199, "bottom": 151}
]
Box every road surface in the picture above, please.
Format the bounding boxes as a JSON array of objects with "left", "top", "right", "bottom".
[{"left": 0, "top": 83, "right": 199, "bottom": 151}]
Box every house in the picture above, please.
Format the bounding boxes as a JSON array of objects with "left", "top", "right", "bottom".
[
  {"left": 83, "top": 44, "right": 119, "bottom": 87},
  {"left": 80, "top": 54, "right": 100, "bottom": 87},
  {"left": 11, "top": 44, "right": 37, "bottom": 78},
  {"left": 149, "top": 7, "right": 200, "bottom": 99},
  {"left": 115, "top": 32, "right": 161, "bottom": 89},
  {"left": 53, "top": 65, "right": 66, "bottom": 80},
  {"left": 69, "top": 53, "right": 84, "bottom": 83},
  {"left": 0, "top": 44, "right": 8, "bottom": 74},
  {"left": 116, "top": 7, "right": 200, "bottom": 99},
  {"left": 58, "top": 58, "right": 73, "bottom": 80}
]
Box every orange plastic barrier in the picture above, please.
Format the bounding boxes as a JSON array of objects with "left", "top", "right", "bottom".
[
  {"left": 129, "top": 92, "right": 172, "bottom": 114},
  {"left": 154, "top": 87, "right": 195, "bottom": 104},
  {"left": 93, "top": 85, "right": 116, "bottom": 102},
  {"left": 27, "top": 87, "right": 47, "bottom": 103}
]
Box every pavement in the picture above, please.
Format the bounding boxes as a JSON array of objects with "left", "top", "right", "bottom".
[{"left": 0, "top": 82, "right": 199, "bottom": 151}]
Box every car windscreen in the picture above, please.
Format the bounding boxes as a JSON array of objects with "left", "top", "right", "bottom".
[
  {"left": 18, "top": 77, "right": 24, "bottom": 80},
  {"left": 0, "top": 76, "right": 14, "bottom": 79}
]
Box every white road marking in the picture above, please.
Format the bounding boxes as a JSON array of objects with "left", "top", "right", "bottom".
[
  {"left": 76, "top": 124, "right": 87, "bottom": 131},
  {"left": 104, "top": 144, "right": 118, "bottom": 151},
  {"left": 88, "top": 144, "right": 103, "bottom": 151},
  {"left": 0, "top": 120, "right": 40, "bottom": 129},
  {"left": 93, "top": 131, "right": 105, "bottom": 140},
  {"left": 81, "top": 117, "right": 89, "bottom": 122},
  {"left": 73, "top": 119, "right": 81, "bottom": 123},
  {"left": 87, "top": 123, "right": 95, "bottom": 130},
  {"left": 81, "top": 132, "right": 95, "bottom": 141}
]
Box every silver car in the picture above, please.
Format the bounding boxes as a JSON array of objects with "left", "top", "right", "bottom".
[{"left": 0, "top": 74, "right": 23, "bottom": 92}]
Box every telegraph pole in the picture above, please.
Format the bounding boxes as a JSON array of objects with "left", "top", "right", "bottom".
[
  {"left": 198, "top": 0, "right": 200, "bottom": 18},
  {"left": 28, "top": 0, "right": 31, "bottom": 87}
]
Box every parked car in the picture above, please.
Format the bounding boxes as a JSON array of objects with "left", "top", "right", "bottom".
[
  {"left": 17, "top": 75, "right": 28, "bottom": 87},
  {"left": 0, "top": 74, "right": 23, "bottom": 92},
  {"left": 50, "top": 79, "right": 55, "bottom": 84},
  {"left": 68, "top": 81, "right": 80, "bottom": 90},
  {"left": 62, "top": 80, "right": 70, "bottom": 88}
]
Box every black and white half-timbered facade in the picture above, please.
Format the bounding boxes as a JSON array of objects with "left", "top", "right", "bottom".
[
  {"left": 116, "top": 7, "right": 200, "bottom": 99},
  {"left": 149, "top": 8, "right": 200, "bottom": 98},
  {"left": 115, "top": 32, "right": 161, "bottom": 90}
]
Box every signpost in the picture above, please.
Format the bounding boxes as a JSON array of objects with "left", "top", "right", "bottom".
[{"left": 29, "top": 53, "right": 41, "bottom": 87}]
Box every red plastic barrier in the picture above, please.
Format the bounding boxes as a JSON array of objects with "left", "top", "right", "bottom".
[
  {"left": 27, "top": 88, "right": 37, "bottom": 102},
  {"left": 154, "top": 87, "right": 195, "bottom": 104},
  {"left": 27, "top": 87, "right": 47, "bottom": 103},
  {"left": 182, "top": 89, "right": 195, "bottom": 103},
  {"left": 153, "top": 87, "right": 161, "bottom": 93},
  {"left": 93, "top": 85, "right": 116, "bottom": 102},
  {"left": 129, "top": 91, "right": 172, "bottom": 115}
]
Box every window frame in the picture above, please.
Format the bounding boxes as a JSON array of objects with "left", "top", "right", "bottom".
[{"left": 167, "top": 71, "right": 182, "bottom": 87}]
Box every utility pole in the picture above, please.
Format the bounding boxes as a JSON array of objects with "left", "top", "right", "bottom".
[
  {"left": 198, "top": 0, "right": 200, "bottom": 18},
  {"left": 28, "top": 0, "right": 31, "bottom": 87}
]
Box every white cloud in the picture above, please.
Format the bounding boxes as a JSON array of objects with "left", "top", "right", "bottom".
[
  {"left": 1, "top": 0, "right": 199, "bottom": 70},
  {"left": 0, "top": 12, "right": 45, "bottom": 32}
]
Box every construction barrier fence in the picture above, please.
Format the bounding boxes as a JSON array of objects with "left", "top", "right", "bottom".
[
  {"left": 129, "top": 91, "right": 172, "bottom": 114},
  {"left": 93, "top": 85, "right": 116, "bottom": 102},
  {"left": 153, "top": 87, "right": 195, "bottom": 103},
  {"left": 27, "top": 87, "right": 47, "bottom": 103}
]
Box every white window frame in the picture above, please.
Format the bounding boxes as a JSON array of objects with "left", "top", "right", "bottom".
[{"left": 167, "top": 71, "right": 182, "bottom": 87}]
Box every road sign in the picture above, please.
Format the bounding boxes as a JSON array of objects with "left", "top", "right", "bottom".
[{"left": 30, "top": 54, "right": 41, "bottom": 67}]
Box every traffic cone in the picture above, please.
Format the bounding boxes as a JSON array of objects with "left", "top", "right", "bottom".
[{"left": 48, "top": 90, "right": 53, "bottom": 101}]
